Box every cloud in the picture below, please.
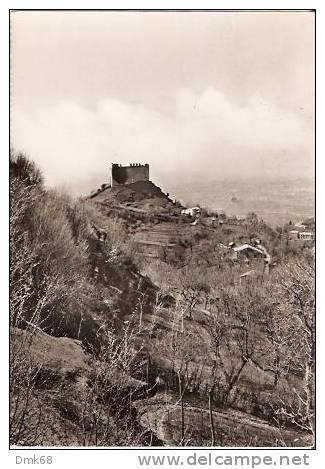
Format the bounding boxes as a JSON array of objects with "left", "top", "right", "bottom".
[{"left": 11, "top": 87, "right": 314, "bottom": 195}]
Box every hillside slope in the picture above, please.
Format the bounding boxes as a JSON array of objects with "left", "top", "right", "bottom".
[{"left": 10, "top": 154, "right": 314, "bottom": 447}]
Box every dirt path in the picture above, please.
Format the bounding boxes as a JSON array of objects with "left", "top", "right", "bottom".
[{"left": 135, "top": 396, "right": 311, "bottom": 447}]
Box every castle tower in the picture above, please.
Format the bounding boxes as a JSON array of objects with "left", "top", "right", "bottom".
[{"left": 111, "top": 163, "right": 149, "bottom": 187}]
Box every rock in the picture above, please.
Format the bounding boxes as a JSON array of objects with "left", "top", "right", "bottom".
[{"left": 11, "top": 327, "right": 90, "bottom": 382}]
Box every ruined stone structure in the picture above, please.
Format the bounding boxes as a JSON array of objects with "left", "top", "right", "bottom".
[{"left": 111, "top": 163, "right": 149, "bottom": 187}]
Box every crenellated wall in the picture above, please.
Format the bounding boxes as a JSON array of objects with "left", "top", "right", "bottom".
[{"left": 111, "top": 163, "right": 149, "bottom": 187}]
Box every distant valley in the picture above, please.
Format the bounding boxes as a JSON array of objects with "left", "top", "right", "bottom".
[{"left": 167, "top": 178, "right": 315, "bottom": 226}]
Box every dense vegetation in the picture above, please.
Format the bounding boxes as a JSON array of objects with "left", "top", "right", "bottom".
[{"left": 10, "top": 153, "right": 315, "bottom": 447}]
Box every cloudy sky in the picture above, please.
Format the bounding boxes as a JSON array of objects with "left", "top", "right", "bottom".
[{"left": 11, "top": 10, "right": 315, "bottom": 194}]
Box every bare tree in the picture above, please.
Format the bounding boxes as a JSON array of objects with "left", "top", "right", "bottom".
[{"left": 271, "top": 259, "right": 315, "bottom": 437}]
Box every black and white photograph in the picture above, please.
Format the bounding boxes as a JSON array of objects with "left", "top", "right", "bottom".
[{"left": 9, "top": 9, "right": 315, "bottom": 450}]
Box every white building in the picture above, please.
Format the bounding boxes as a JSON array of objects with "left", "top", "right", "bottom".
[
  {"left": 289, "top": 230, "right": 300, "bottom": 240},
  {"left": 181, "top": 206, "right": 201, "bottom": 217},
  {"left": 299, "top": 231, "right": 314, "bottom": 240}
]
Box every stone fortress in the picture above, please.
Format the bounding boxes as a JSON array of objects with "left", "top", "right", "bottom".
[{"left": 111, "top": 163, "right": 149, "bottom": 187}]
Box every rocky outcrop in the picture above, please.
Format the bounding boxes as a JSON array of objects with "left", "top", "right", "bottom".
[{"left": 12, "top": 327, "right": 91, "bottom": 383}]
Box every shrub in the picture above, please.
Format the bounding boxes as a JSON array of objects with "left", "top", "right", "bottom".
[{"left": 10, "top": 150, "right": 43, "bottom": 187}]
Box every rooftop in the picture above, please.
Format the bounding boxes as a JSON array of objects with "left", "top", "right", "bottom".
[{"left": 233, "top": 244, "right": 265, "bottom": 255}]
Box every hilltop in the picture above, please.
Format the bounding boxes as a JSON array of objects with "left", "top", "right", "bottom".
[
  {"left": 90, "top": 179, "right": 180, "bottom": 212},
  {"left": 89, "top": 176, "right": 313, "bottom": 273}
]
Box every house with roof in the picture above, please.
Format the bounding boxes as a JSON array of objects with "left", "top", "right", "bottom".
[
  {"left": 231, "top": 242, "right": 272, "bottom": 279},
  {"left": 289, "top": 230, "right": 314, "bottom": 241},
  {"left": 298, "top": 231, "right": 314, "bottom": 241},
  {"left": 232, "top": 243, "right": 266, "bottom": 261}
]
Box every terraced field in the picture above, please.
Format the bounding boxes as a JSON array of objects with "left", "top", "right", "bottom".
[{"left": 133, "top": 223, "right": 187, "bottom": 259}]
